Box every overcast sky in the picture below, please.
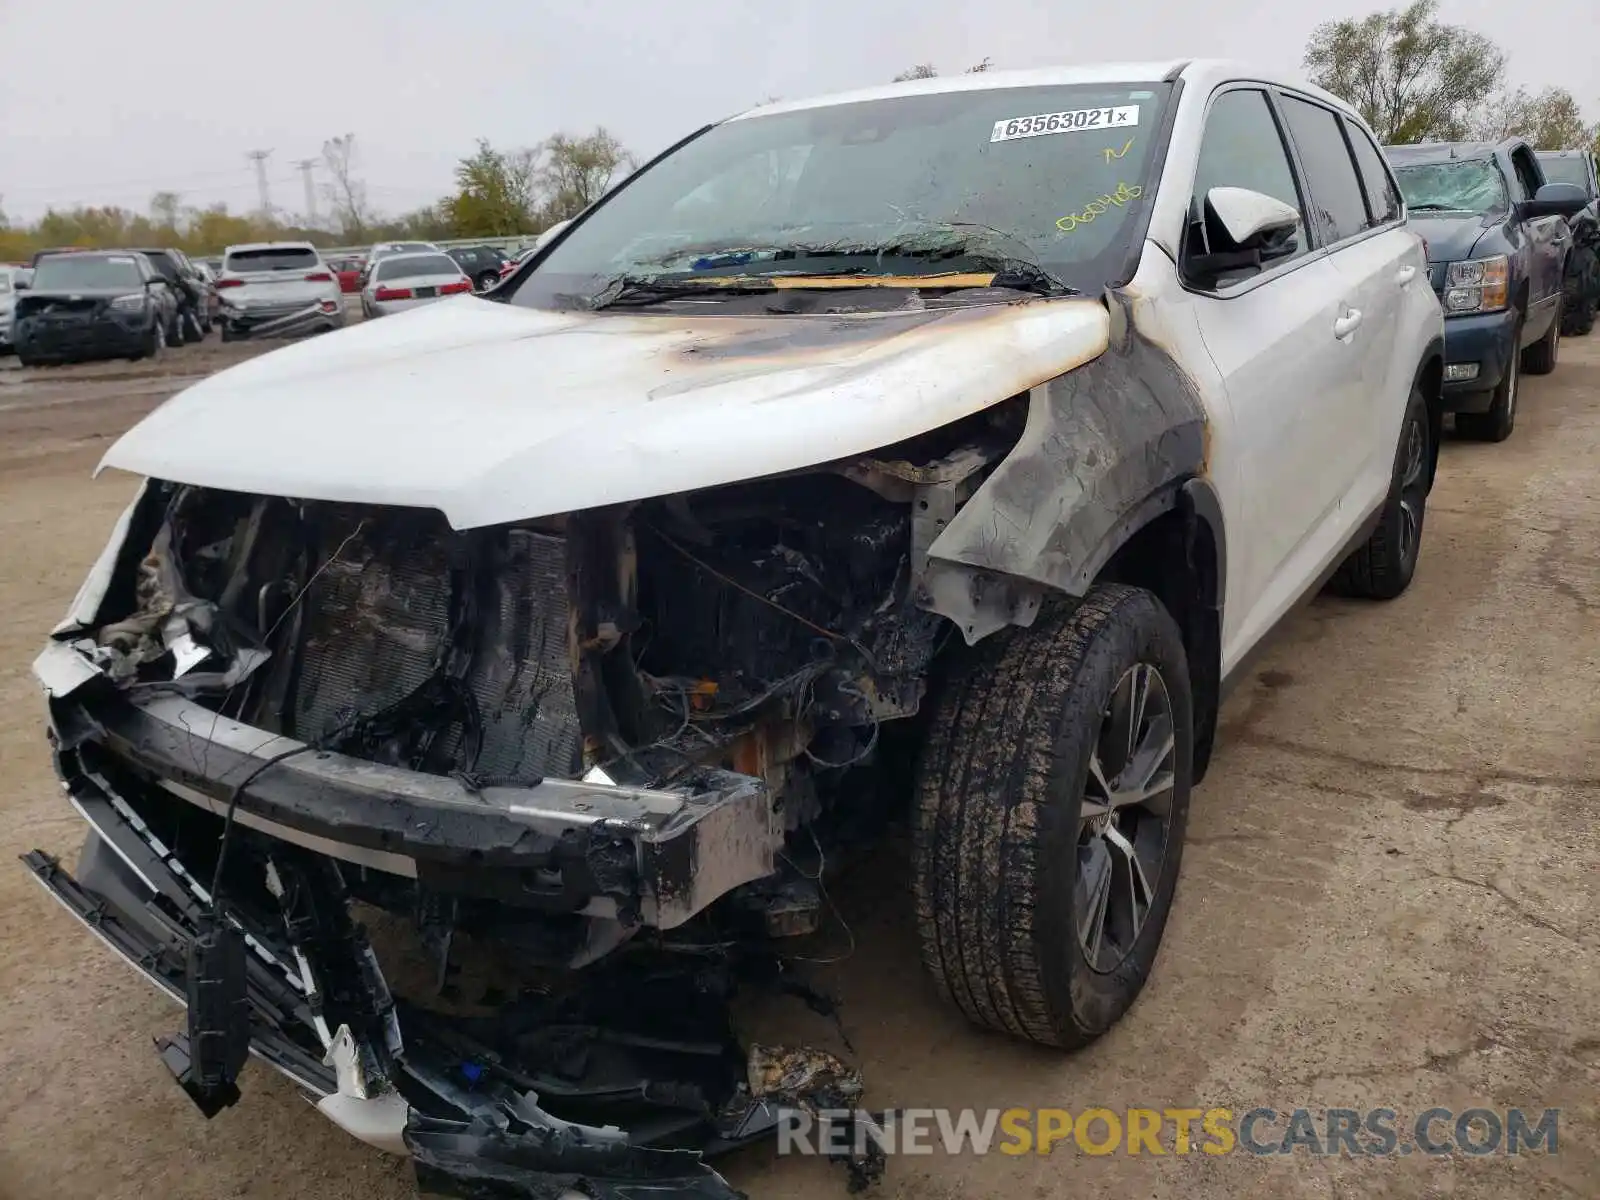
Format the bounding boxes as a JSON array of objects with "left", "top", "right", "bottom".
[{"left": 1, "top": 0, "right": 1594, "bottom": 224}]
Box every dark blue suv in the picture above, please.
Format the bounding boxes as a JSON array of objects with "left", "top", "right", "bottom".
[{"left": 1386, "top": 138, "right": 1588, "bottom": 442}]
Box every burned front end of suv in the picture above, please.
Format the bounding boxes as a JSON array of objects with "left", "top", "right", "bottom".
[{"left": 25, "top": 396, "right": 1050, "bottom": 1194}]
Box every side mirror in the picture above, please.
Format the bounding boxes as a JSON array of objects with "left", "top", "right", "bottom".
[
  {"left": 13, "top": 279, "right": 28, "bottom": 291},
  {"left": 1522, "top": 181, "right": 1588, "bottom": 219},
  {"left": 1185, "top": 187, "right": 1303, "bottom": 285}
]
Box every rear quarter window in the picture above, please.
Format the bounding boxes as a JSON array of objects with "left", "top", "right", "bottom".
[{"left": 1345, "top": 122, "right": 1402, "bottom": 226}]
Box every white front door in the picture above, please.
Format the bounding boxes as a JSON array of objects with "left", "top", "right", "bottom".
[{"left": 1179, "top": 86, "right": 1361, "bottom": 663}]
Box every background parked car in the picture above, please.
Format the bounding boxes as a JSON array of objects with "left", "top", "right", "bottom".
[
  {"left": 1386, "top": 138, "right": 1587, "bottom": 441},
  {"left": 1535, "top": 148, "right": 1600, "bottom": 336},
  {"left": 446, "top": 244, "right": 509, "bottom": 292},
  {"left": 188, "top": 259, "right": 223, "bottom": 328},
  {"left": 134, "top": 248, "right": 207, "bottom": 343},
  {"left": 215, "top": 242, "right": 345, "bottom": 341},
  {"left": 360, "top": 250, "right": 473, "bottom": 317},
  {"left": 0, "top": 265, "right": 26, "bottom": 354},
  {"left": 359, "top": 241, "right": 441, "bottom": 288},
  {"left": 11, "top": 250, "right": 169, "bottom": 365},
  {"left": 327, "top": 256, "right": 366, "bottom": 293}
]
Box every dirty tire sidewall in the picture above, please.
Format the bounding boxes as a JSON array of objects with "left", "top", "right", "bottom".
[{"left": 914, "top": 583, "right": 1193, "bottom": 1049}]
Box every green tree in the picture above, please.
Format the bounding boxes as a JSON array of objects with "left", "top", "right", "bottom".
[
  {"left": 444, "top": 139, "right": 539, "bottom": 236},
  {"left": 1472, "top": 86, "right": 1598, "bottom": 150},
  {"left": 1304, "top": 0, "right": 1504, "bottom": 143},
  {"left": 534, "top": 129, "right": 634, "bottom": 224}
]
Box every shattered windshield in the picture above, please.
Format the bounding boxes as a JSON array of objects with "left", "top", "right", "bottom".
[
  {"left": 32, "top": 254, "right": 144, "bottom": 290},
  {"left": 1393, "top": 160, "right": 1508, "bottom": 215},
  {"left": 512, "top": 82, "right": 1171, "bottom": 309}
]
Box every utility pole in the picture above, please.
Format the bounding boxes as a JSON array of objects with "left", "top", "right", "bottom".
[
  {"left": 246, "top": 149, "right": 274, "bottom": 219},
  {"left": 293, "top": 158, "right": 319, "bottom": 227}
]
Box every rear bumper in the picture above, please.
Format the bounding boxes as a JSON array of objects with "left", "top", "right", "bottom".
[
  {"left": 1439, "top": 307, "right": 1519, "bottom": 409},
  {"left": 221, "top": 299, "right": 345, "bottom": 339}
]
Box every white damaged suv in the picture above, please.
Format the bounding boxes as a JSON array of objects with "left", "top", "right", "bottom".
[{"left": 29, "top": 60, "right": 1442, "bottom": 1193}]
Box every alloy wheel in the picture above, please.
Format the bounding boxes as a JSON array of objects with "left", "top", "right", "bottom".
[
  {"left": 1076, "top": 661, "right": 1177, "bottom": 974},
  {"left": 1397, "top": 413, "right": 1427, "bottom": 566}
]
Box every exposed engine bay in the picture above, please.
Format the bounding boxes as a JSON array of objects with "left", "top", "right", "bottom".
[{"left": 26, "top": 396, "right": 1029, "bottom": 1196}]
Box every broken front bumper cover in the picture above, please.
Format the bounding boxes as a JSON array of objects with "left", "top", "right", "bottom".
[{"left": 22, "top": 840, "right": 763, "bottom": 1198}]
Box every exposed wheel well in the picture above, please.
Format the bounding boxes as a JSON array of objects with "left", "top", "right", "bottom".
[
  {"left": 1095, "top": 496, "right": 1222, "bottom": 782},
  {"left": 1418, "top": 349, "right": 1444, "bottom": 488}
]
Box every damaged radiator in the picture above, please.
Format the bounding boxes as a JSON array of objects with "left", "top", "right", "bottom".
[{"left": 285, "top": 514, "right": 580, "bottom": 782}]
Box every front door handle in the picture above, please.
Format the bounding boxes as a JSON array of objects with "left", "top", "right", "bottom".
[
  {"left": 1394, "top": 265, "right": 1417, "bottom": 286},
  {"left": 1334, "top": 308, "right": 1363, "bottom": 339}
]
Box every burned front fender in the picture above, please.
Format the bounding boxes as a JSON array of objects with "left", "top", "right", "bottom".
[{"left": 920, "top": 293, "right": 1209, "bottom": 641}]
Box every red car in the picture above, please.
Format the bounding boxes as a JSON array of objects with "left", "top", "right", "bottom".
[{"left": 328, "top": 257, "right": 365, "bottom": 294}]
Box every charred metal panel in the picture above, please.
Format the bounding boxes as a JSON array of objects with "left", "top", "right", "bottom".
[
  {"left": 923, "top": 299, "right": 1208, "bottom": 634},
  {"left": 290, "top": 513, "right": 454, "bottom": 745},
  {"left": 457, "top": 529, "right": 582, "bottom": 781}
]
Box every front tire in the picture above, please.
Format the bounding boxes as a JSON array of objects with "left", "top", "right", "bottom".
[
  {"left": 1331, "top": 385, "right": 1430, "bottom": 599},
  {"left": 914, "top": 584, "right": 1193, "bottom": 1049}
]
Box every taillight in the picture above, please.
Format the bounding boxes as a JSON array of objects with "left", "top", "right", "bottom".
[
  {"left": 305, "top": 271, "right": 333, "bottom": 282},
  {"left": 441, "top": 280, "right": 472, "bottom": 295},
  {"left": 374, "top": 286, "right": 413, "bottom": 301},
  {"left": 215, "top": 278, "right": 244, "bottom": 289}
]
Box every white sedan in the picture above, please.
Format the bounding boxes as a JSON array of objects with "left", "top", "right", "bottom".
[{"left": 359, "top": 251, "right": 474, "bottom": 318}]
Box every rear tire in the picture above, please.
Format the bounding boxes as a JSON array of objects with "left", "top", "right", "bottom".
[
  {"left": 476, "top": 271, "right": 499, "bottom": 292},
  {"left": 1561, "top": 246, "right": 1597, "bottom": 336},
  {"left": 1331, "top": 386, "right": 1430, "bottom": 599},
  {"left": 914, "top": 584, "right": 1193, "bottom": 1049},
  {"left": 1522, "top": 300, "right": 1560, "bottom": 375}
]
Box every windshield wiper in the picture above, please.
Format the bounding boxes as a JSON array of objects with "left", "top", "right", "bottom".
[{"left": 590, "top": 275, "right": 778, "bottom": 310}]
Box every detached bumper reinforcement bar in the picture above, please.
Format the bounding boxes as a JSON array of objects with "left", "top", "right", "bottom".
[{"left": 50, "top": 683, "right": 778, "bottom": 928}]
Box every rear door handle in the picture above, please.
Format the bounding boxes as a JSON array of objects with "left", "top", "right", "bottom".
[
  {"left": 1334, "top": 308, "right": 1363, "bottom": 339},
  {"left": 1394, "top": 265, "right": 1417, "bottom": 286}
]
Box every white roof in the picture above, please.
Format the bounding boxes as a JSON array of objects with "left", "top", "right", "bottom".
[{"left": 729, "top": 58, "right": 1354, "bottom": 122}]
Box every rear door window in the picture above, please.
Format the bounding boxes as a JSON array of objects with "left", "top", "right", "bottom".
[{"left": 1276, "top": 95, "right": 1369, "bottom": 245}]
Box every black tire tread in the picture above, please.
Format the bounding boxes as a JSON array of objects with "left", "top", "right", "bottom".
[
  {"left": 1332, "top": 387, "right": 1428, "bottom": 600},
  {"left": 914, "top": 584, "right": 1185, "bottom": 1048}
]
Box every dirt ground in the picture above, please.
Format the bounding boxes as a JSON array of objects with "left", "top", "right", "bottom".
[{"left": 0, "top": 329, "right": 1595, "bottom": 1200}]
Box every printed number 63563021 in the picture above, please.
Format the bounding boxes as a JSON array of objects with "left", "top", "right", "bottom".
[{"left": 989, "top": 105, "right": 1140, "bottom": 143}]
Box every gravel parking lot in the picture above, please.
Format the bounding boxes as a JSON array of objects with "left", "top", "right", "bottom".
[{"left": 0, "top": 333, "right": 1595, "bottom": 1199}]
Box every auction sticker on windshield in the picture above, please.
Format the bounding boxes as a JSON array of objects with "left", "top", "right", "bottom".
[{"left": 990, "top": 106, "right": 1139, "bottom": 143}]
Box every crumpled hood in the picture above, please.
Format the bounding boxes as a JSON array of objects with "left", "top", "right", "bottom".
[
  {"left": 99, "top": 294, "right": 1109, "bottom": 528},
  {"left": 1409, "top": 214, "right": 1499, "bottom": 264}
]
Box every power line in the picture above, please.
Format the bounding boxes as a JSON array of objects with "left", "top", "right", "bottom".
[{"left": 246, "top": 149, "right": 274, "bottom": 219}]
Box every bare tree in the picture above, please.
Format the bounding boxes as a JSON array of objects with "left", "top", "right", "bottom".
[
  {"left": 1471, "top": 86, "right": 1598, "bottom": 149},
  {"left": 149, "top": 191, "right": 182, "bottom": 230},
  {"left": 322, "top": 133, "right": 375, "bottom": 242},
  {"left": 534, "top": 129, "right": 635, "bottom": 224},
  {"left": 1304, "top": 0, "right": 1504, "bottom": 143},
  {"left": 892, "top": 63, "right": 939, "bottom": 82}
]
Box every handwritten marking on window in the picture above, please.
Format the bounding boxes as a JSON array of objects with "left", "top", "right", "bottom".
[
  {"left": 1056, "top": 182, "right": 1144, "bottom": 233},
  {"left": 1102, "top": 138, "right": 1136, "bottom": 164}
]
